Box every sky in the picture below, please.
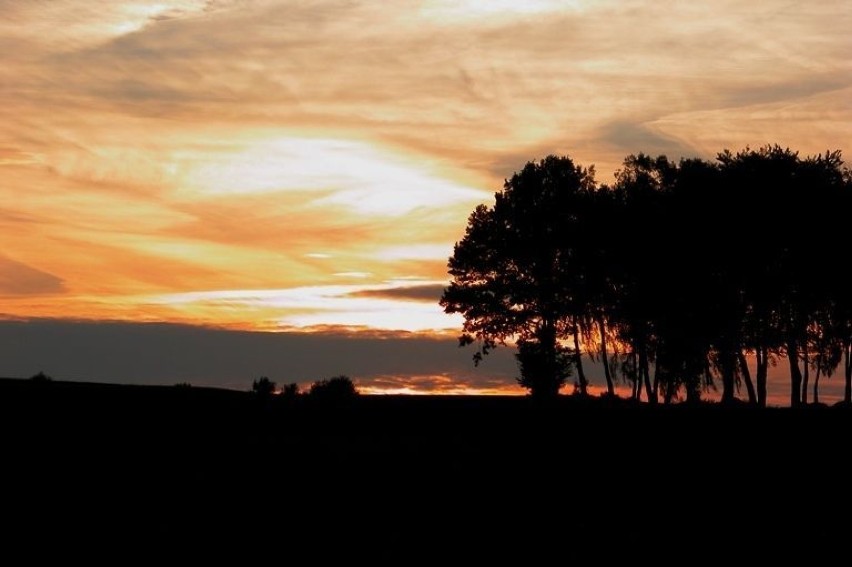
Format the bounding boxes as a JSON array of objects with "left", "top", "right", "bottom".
[{"left": 2, "top": 1, "right": 850, "bottom": 400}]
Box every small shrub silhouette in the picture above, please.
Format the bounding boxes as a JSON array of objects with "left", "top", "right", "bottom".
[{"left": 29, "top": 371, "right": 53, "bottom": 383}]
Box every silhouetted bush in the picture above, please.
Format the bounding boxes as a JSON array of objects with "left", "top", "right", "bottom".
[
  {"left": 280, "top": 382, "right": 300, "bottom": 398},
  {"left": 29, "top": 371, "right": 52, "bottom": 383},
  {"left": 308, "top": 375, "right": 358, "bottom": 400},
  {"left": 252, "top": 376, "right": 276, "bottom": 398}
]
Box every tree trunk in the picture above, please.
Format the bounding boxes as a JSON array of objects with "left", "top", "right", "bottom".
[
  {"left": 629, "top": 352, "right": 638, "bottom": 399},
  {"left": 844, "top": 342, "right": 851, "bottom": 405},
  {"left": 572, "top": 324, "right": 588, "bottom": 395},
  {"left": 542, "top": 321, "right": 559, "bottom": 398},
  {"left": 801, "top": 344, "right": 809, "bottom": 405},
  {"left": 737, "top": 350, "right": 757, "bottom": 404},
  {"left": 756, "top": 346, "right": 769, "bottom": 408},
  {"left": 813, "top": 367, "right": 821, "bottom": 405},
  {"left": 787, "top": 339, "right": 802, "bottom": 407},
  {"left": 634, "top": 352, "right": 643, "bottom": 400},
  {"left": 720, "top": 350, "right": 736, "bottom": 404},
  {"left": 664, "top": 379, "right": 676, "bottom": 404},
  {"left": 686, "top": 378, "right": 701, "bottom": 404},
  {"left": 640, "top": 347, "right": 656, "bottom": 404},
  {"left": 652, "top": 347, "right": 661, "bottom": 401},
  {"left": 521, "top": 321, "right": 562, "bottom": 399},
  {"left": 598, "top": 314, "right": 615, "bottom": 396}
]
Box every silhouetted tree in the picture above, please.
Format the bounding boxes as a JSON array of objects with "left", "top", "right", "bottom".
[
  {"left": 718, "top": 146, "right": 848, "bottom": 405},
  {"left": 711, "top": 148, "right": 789, "bottom": 404},
  {"left": 607, "top": 154, "right": 674, "bottom": 403},
  {"left": 252, "top": 376, "right": 276, "bottom": 398},
  {"left": 572, "top": 183, "right": 621, "bottom": 396},
  {"left": 807, "top": 317, "right": 842, "bottom": 405},
  {"left": 443, "top": 145, "right": 848, "bottom": 405},
  {"left": 280, "top": 383, "right": 300, "bottom": 398},
  {"left": 609, "top": 155, "right": 721, "bottom": 403},
  {"left": 441, "top": 155, "right": 596, "bottom": 398},
  {"left": 841, "top": 286, "right": 852, "bottom": 405},
  {"left": 309, "top": 375, "right": 358, "bottom": 400}
]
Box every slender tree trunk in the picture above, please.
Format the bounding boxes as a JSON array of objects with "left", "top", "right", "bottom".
[
  {"left": 813, "top": 367, "right": 821, "bottom": 405},
  {"left": 664, "top": 379, "right": 676, "bottom": 404},
  {"left": 543, "top": 321, "right": 560, "bottom": 398},
  {"left": 721, "top": 350, "right": 736, "bottom": 404},
  {"left": 572, "top": 324, "right": 588, "bottom": 395},
  {"left": 801, "top": 344, "right": 809, "bottom": 405},
  {"left": 686, "top": 378, "right": 701, "bottom": 404},
  {"left": 630, "top": 352, "right": 638, "bottom": 399},
  {"left": 639, "top": 347, "right": 656, "bottom": 404},
  {"left": 598, "top": 314, "right": 615, "bottom": 396},
  {"left": 737, "top": 350, "right": 757, "bottom": 404},
  {"left": 652, "top": 347, "right": 661, "bottom": 401},
  {"left": 787, "top": 339, "right": 803, "bottom": 407},
  {"left": 634, "top": 352, "right": 644, "bottom": 400},
  {"left": 756, "top": 345, "right": 769, "bottom": 408},
  {"left": 844, "top": 342, "right": 851, "bottom": 405}
]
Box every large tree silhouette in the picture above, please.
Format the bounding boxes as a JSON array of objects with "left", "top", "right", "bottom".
[
  {"left": 607, "top": 154, "right": 676, "bottom": 403},
  {"left": 837, "top": 166, "right": 852, "bottom": 404},
  {"left": 717, "top": 146, "right": 848, "bottom": 406},
  {"left": 441, "top": 156, "right": 596, "bottom": 398},
  {"left": 445, "top": 146, "right": 849, "bottom": 404}
]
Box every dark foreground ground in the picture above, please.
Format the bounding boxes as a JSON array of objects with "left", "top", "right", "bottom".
[{"left": 2, "top": 377, "right": 851, "bottom": 563}]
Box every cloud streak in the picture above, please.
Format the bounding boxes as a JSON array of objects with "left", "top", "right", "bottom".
[
  {"left": 0, "top": 255, "right": 66, "bottom": 295},
  {"left": 348, "top": 284, "right": 446, "bottom": 303}
]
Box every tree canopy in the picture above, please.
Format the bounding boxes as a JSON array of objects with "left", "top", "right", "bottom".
[
  {"left": 309, "top": 375, "right": 359, "bottom": 400},
  {"left": 440, "top": 156, "right": 596, "bottom": 398},
  {"left": 443, "top": 146, "right": 852, "bottom": 404}
]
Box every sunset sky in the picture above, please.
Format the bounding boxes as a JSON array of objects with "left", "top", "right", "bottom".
[{"left": 2, "top": 1, "right": 850, "bottom": 399}]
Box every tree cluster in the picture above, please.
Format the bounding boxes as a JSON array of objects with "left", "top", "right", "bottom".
[
  {"left": 441, "top": 146, "right": 852, "bottom": 405},
  {"left": 251, "top": 375, "right": 359, "bottom": 402}
]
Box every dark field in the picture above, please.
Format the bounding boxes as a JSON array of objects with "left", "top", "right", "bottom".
[{"left": 3, "top": 378, "right": 850, "bottom": 562}]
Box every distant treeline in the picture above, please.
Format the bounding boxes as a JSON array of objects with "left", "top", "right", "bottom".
[
  {"left": 442, "top": 146, "right": 852, "bottom": 405},
  {"left": 251, "top": 375, "right": 358, "bottom": 401}
]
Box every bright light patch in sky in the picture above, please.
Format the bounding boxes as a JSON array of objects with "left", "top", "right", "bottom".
[
  {"left": 373, "top": 244, "right": 452, "bottom": 262},
  {"left": 421, "top": 0, "right": 582, "bottom": 21},
  {"left": 179, "top": 136, "right": 487, "bottom": 216},
  {"left": 148, "top": 283, "right": 461, "bottom": 332}
]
